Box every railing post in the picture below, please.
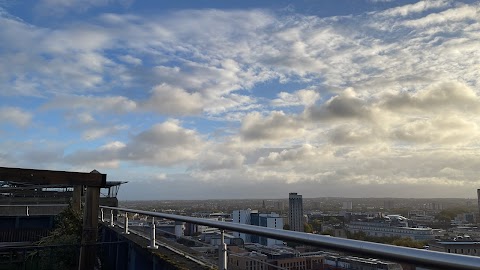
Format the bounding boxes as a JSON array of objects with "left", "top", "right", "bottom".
[
  {"left": 110, "top": 210, "right": 115, "bottom": 227},
  {"left": 147, "top": 217, "right": 158, "bottom": 249},
  {"left": 26, "top": 206, "right": 29, "bottom": 216},
  {"left": 123, "top": 212, "right": 129, "bottom": 234},
  {"left": 219, "top": 230, "right": 227, "bottom": 270},
  {"left": 100, "top": 208, "right": 104, "bottom": 222}
]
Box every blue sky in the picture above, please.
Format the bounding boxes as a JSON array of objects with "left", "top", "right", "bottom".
[{"left": 1, "top": 0, "right": 480, "bottom": 200}]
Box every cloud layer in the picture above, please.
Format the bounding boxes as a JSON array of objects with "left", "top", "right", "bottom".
[{"left": 1, "top": 1, "right": 480, "bottom": 199}]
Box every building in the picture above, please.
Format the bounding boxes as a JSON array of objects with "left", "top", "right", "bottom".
[
  {"left": 429, "top": 241, "right": 480, "bottom": 256},
  {"left": 251, "top": 212, "right": 284, "bottom": 246},
  {"left": 274, "top": 255, "right": 324, "bottom": 270},
  {"left": 233, "top": 209, "right": 253, "bottom": 242},
  {"left": 323, "top": 255, "right": 403, "bottom": 270},
  {"left": 424, "top": 202, "right": 443, "bottom": 211},
  {"left": 233, "top": 210, "right": 284, "bottom": 247},
  {"left": 289, "top": 193, "right": 304, "bottom": 232},
  {"left": 347, "top": 215, "right": 434, "bottom": 241},
  {"left": 228, "top": 252, "right": 268, "bottom": 270},
  {"left": 477, "top": 189, "right": 480, "bottom": 224},
  {"left": 243, "top": 244, "right": 326, "bottom": 270},
  {"left": 342, "top": 201, "right": 353, "bottom": 210},
  {"left": 384, "top": 200, "right": 395, "bottom": 210}
]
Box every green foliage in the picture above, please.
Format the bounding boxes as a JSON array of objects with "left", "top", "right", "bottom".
[
  {"left": 435, "top": 207, "right": 469, "bottom": 222},
  {"left": 392, "top": 238, "right": 425, "bottom": 248},
  {"left": 41, "top": 203, "right": 83, "bottom": 245},
  {"left": 33, "top": 203, "right": 83, "bottom": 270},
  {"left": 304, "top": 223, "right": 313, "bottom": 233},
  {"left": 310, "top": 219, "right": 322, "bottom": 232}
]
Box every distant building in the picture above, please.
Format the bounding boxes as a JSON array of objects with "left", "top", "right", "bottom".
[
  {"left": 477, "top": 189, "right": 480, "bottom": 224},
  {"left": 289, "top": 193, "right": 304, "bottom": 232},
  {"left": 384, "top": 200, "right": 395, "bottom": 210},
  {"left": 424, "top": 202, "right": 443, "bottom": 211},
  {"left": 347, "top": 215, "right": 434, "bottom": 241},
  {"left": 244, "top": 244, "right": 325, "bottom": 269},
  {"left": 233, "top": 209, "right": 253, "bottom": 242},
  {"left": 276, "top": 201, "right": 284, "bottom": 211},
  {"left": 429, "top": 241, "right": 480, "bottom": 257},
  {"left": 323, "top": 255, "right": 403, "bottom": 270},
  {"left": 232, "top": 210, "right": 284, "bottom": 247},
  {"left": 229, "top": 249, "right": 324, "bottom": 270},
  {"left": 228, "top": 252, "right": 267, "bottom": 270},
  {"left": 453, "top": 213, "right": 476, "bottom": 225},
  {"left": 342, "top": 201, "right": 353, "bottom": 210}
]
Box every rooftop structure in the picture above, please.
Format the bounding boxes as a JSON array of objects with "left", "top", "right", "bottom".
[{"left": 348, "top": 215, "right": 434, "bottom": 241}]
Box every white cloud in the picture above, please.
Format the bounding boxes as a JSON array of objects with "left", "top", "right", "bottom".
[
  {"left": 378, "top": 0, "right": 451, "bottom": 17},
  {"left": 402, "top": 4, "right": 479, "bottom": 28},
  {"left": 118, "top": 54, "right": 142, "bottom": 65},
  {"left": 272, "top": 89, "right": 320, "bottom": 107},
  {"left": 143, "top": 84, "right": 204, "bottom": 115},
  {"left": 82, "top": 124, "right": 129, "bottom": 141},
  {"left": 382, "top": 82, "right": 480, "bottom": 113},
  {"left": 2, "top": 2, "right": 480, "bottom": 198},
  {"left": 0, "top": 106, "right": 32, "bottom": 127},
  {"left": 35, "top": 0, "right": 133, "bottom": 16},
  {"left": 44, "top": 95, "right": 137, "bottom": 113}
]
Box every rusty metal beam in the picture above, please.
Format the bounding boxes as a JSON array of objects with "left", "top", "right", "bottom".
[{"left": 0, "top": 167, "right": 106, "bottom": 187}]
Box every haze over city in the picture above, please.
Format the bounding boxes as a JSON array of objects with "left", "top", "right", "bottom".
[{"left": 1, "top": 0, "right": 479, "bottom": 200}]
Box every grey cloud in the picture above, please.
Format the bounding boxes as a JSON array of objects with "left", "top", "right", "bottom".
[
  {"left": 328, "top": 125, "right": 379, "bottom": 145},
  {"left": 65, "top": 120, "right": 205, "bottom": 167},
  {"left": 305, "top": 89, "right": 372, "bottom": 122},
  {"left": 240, "top": 111, "right": 304, "bottom": 142},
  {"left": 256, "top": 144, "right": 326, "bottom": 167},
  {"left": 196, "top": 150, "right": 245, "bottom": 171}
]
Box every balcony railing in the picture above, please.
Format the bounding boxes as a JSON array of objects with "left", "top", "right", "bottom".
[
  {"left": 0, "top": 204, "right": 68, "bottom": 216},
  {"left": 100, "top": 205, "right": 480, "bottom": 270}
]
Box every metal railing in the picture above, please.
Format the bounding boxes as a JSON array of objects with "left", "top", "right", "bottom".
[
  {"left": 100, "top": 205, "right": 480, "bottom": 270},
  {"left": 0, "top": 204, "right": 68, "bottom": 216}
]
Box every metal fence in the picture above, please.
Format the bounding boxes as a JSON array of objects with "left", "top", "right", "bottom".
[
  {"left": 0, "top": 241, "right": 126, "bottom": 270},
  {"left": 100, "top": 205, "right": 480, "bottom": 270}
]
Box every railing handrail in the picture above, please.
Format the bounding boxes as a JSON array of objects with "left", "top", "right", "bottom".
[
  {"left": 0, "top": 204, "right": 68, "bottom": 207},
  {"left": 100, "top": 206, "right": 480, "bottom": 270}
]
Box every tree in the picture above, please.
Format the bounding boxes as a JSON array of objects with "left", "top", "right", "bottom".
[
  {"left": 33, "top": 203, "right": 83, "bottom": 270},
  {"left": 304, "top": 223, "right": 313, "bottom": 233},
  {"left": 392, "top": 238, "right": 425, "bottom": 249},
  {"left": 311, "top": 219, "right": 322, "bottom": 233}
]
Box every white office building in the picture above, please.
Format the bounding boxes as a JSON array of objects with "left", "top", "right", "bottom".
[
  {"left": 232, "top": 210, "right": 284, "bottom": 247},
  {"left": 233, "top": 209, "right": 253, "bottom": 242}
]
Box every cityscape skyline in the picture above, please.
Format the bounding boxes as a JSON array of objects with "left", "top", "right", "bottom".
[{"left": 1, "top": 0, "right": 480, "bottom": 200}]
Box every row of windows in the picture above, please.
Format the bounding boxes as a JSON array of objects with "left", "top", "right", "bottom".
[
  {"left": 350, "top": 226, "right": 432, "bottom": 235},
  {"left": 447, "top": 248, "right": 479, "bottom": 255}
]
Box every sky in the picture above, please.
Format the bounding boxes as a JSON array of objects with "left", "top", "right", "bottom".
[{"left": 1, "top": 0, "right": 480, "bottom": 200}]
